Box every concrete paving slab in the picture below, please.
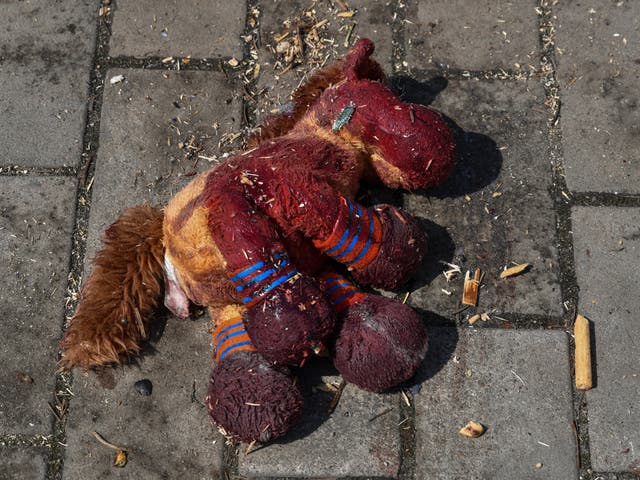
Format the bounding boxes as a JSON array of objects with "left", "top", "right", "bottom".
[
  {"left": 415, "top": 327, "right": 577, "bottom": 479},
  {"left": 238, "top": 361, "right": 400, "bottom": 477},
  {"left": 256, "top": 0, "right": 394, "bottom": 117},
  {"left": 402, "top": 78, "right": 562, "bottom": 318},
  {"left": 63, "top": 317, "right": 223, "bottom": 479},
  {"left": 405, "top": 0, "right": 539, "bottom": 71},
  {"left": 0, "top": 447, "right": 47, "bottom": 479},
  {"left": 109, "top": 0, "right": 246, "bottom": 59},
  {"left": 571, "top": 207, "right": 640, "bottom": 472},
  {"left": 86, "top": 68, "right": 241, "bottom": 256},
  {"left": 0, "top": 176, "right": 76, "bottom": 434},
  {"left": 555, "top": 0, "right": 640, "bottom": 193},
  {"left": 0, "top": 0, "right": 97, "bottom": 168}
]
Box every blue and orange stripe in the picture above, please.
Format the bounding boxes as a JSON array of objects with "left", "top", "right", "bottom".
[
  {"left": 320, "top": 273, "right": 364, "bottom": 313},
  {"left": 314, "top": 198, "right": 382, "bottom": 270},
  {"left": 228, "top": 251, "right": 299, "bottom": 308},
  {"left": 212, "top": 318, "right": 256, "bottom": 363}
]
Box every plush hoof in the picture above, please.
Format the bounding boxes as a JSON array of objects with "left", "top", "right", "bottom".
[
  {"left": 244, "top": 275, "right": 335, "bottom": 365},
  {"left": 333, "top": 294, "right": 428, "bottom": 392},
  {"left": 350, "top": 205, "right": 428, "bottom": 290},
  {"left": 206, "top": 350, "right": 303, "bottom": 443}
]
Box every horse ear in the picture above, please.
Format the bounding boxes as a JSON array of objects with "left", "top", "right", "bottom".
[{"left": 343, "top": 38, "right": 386, "bottom": 82}]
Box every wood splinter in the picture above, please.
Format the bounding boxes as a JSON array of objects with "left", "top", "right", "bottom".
[
  {"left": 462, "top": 269, "right": 482, "bottom": 306},
  {"left": 574, "top": 314, "right": 593, "bottom": 390}
]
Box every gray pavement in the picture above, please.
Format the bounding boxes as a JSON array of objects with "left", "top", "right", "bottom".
[{"left": 0, "top": 1, "right": 638, "bottom": 479}]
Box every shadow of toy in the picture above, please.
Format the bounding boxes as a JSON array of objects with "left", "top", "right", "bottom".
[
  {"left": 260, "top": 356, "right": 341, "bottom": 445},
  {"left": 413, "top": 322, "right": 460, "bottom": 387},
  {"left": 389, "top": 75, "right": 504, "bottom": 199},
  {"left": 408, "top": 217, "right": 456, "bottom": 292},
  {"left": 90, "top": 309, "right": 173, "bottom": 390}
]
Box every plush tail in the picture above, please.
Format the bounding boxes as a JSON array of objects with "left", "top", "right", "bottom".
[{"left": 60, "top": 205, "right": 165, "bottom": 369}]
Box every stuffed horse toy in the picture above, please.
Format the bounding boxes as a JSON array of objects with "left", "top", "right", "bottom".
[{"left": 60, "top": 39, "right": 456, "bottom": 443}]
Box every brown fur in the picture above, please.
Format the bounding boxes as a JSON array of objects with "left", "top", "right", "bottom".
[{"left": 60, "top": 206, "right": 165, "bottom": 369}]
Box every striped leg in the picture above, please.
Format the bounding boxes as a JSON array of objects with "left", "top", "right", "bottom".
[
  {"left": 320, "top": 273, "right": 365, "bottom": 314},
  {"left": 206, "top": 307, "right": 303, "bottom": 443},
  {"left": 206, "top": 187, "right": 335, "bottom": 366},
  {"left": 319, "top": 272, "right": 428, "bottom": 392},
  {"left": 228, "top": 251, "right": 298, "bottom": 309},
  {"left": 314, "top": 197, "right": 429, "bottom": 290},
  {"left": 212, "top": 316, "right": 256, "bottom": 363},
  {"left": 314, "top": 198, "right": 383, "bottom": 272},
  {"left": 239, "top": 164, "right": 428, "bottom": 291}
]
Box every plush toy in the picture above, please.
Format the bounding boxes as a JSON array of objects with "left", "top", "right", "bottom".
[{"left": 60, "top": 39, "right": 456, "bottom": 443}]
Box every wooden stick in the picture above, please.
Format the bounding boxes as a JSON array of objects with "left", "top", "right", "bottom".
[
  {"left": 574, "top": 314, "right": 593, "bottom": 390},
  {"left": 462, "top": 269, "right": 481, "bottom": 306}
]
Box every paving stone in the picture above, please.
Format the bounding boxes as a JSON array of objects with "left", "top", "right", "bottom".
[
  {"left": 0, "top": 447, "right": 47, "bottom": 479},
  {"left": 555, "top": 1, "right": 640, "bottom": 193},
  {"left": 86, "top": 68, "right": 242, "bottom": 256},
  {"left": 571, "top": 207, "right": 640, "bottom": 471},
  {"left": 402, "top": 77, "right": 562, "bottom": 318},
  {"left": 405, "top": 0, "right": 539, "bottom": 71},
  {"left": 415, "top": 328, "right": 577, "bottom": 479},
  {"left": 238, "top": 360, "right": 400, "bottom": 477},
  {"left": 0, "top": 0, "right": 96, "bottom": 168},
  {"left": 256, "top": 0, "right": 394, "bottom": 117},
  {"left": 63, "top": 318, "right": 223, "bottom": 478},
  {"left": 0, "top": 176, "right": 76, "bottom": 434},
  {"left": 109, "top": 0, "right": 246, "bottom": 58}
]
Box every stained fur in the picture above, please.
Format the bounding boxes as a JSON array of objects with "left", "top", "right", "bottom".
[{"left": 60, "top": 206, "right": 165, "bottom": 369}]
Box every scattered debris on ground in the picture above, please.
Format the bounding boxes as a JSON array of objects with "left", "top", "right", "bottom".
[
  {"left": 92, "top": 431, "right": 128, "bottom": 468},
  {"left": 459, "top": 421, "right": 485, "bottom": 438},
  {"left": 574, "top": 314, "right": 593, "bottom": 390},
  {"left": 499, "top": 262, "right": 531, "bottom": 278}
]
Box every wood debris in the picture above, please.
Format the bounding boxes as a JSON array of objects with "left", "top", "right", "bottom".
[
  {"left": 468, "top": 314, "right": 480, "bottom": 325},
  {"left": 92, "top": 431, "right": 128, "bottom": 467},
  {"left": 574, "top": 314, "right": 593, "bottom": 390},
  {"left": 327, "top": 379, "right": 347, "bottom": 413},
  {"left": 369, "top": 407, "right": 393, "bottom": 422},
  {"left": 401, "top": 390, "right": 411, "bottom": 407},
  {"left": 245, "top": 439, "right": 257, "bottom": 455},
  {"left": 459, "top": 421, "right": 485, "bottom": 438},
  {"left": 113, "top": 450, "right": 127, "bottom": 468},
  {"left": 440, "top": 261, "right": 461, "bottom": 282},
  {"left": 462, "top": 269, "right": 481, "bottom": 306},
  {"left": 109, "top": 74, "right": 125, "bottom": 85},
  {"left": 500, "top": 263, "right": 531, "bottom": 279},
  {"left": 266, "top": 1, "right": 360, "bottom": 79}
]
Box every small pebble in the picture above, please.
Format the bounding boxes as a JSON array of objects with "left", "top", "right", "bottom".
[
  {"left": 134, "top": 379, "right": 153, "bottom": 396},
  {"left": 535, "top": 462, "right": 543, "bottom": 469}
]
